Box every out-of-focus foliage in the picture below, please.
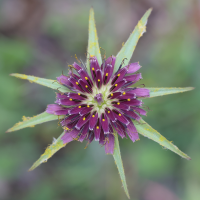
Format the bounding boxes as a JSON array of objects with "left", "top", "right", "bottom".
[{"left": 0, "top": 0, "right": 199, "bottom": 200}]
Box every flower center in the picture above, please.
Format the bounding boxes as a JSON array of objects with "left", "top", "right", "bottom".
[{"left": 94, "top": 93, "right": 103, "bottom": 104}]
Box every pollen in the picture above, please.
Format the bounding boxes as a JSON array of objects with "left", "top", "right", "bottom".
[
  {"left": 79, "top": 106, "right": 81, "bottom": 108},
  {"left": 69, "top": 98, "right": 72, "bottom": 101},
  {"left": 92, "top": 68, "right": 95, "bottom": 71},
  {"left": 85, "top": 85, "right": 88, "bottom": 88},
  {"left": 85, "top": 77, "right": 88, "bottom": 80},
  {"left": 117, "top": 74, "right": 120, "bottom": 77},
  {"left": 117, "top": 102, "right": 120, "bottom": 105},
  {"left": 76, "top": 82, "right": 79, "bottom": 85},
  {"left": 97, "top": 126, "right": 99, "bottom": 129},
  {"left": 92, "top": 115, "right": 95, "bottom": 117},
  {"left": 103, "top": 119, "right": 105, "bottom": 121},
  {"left": 127, "top": 99, "right": 130, "bottom": 101},
  {"left": 78, "top": 93, "right": 81, "bottom": 95},
  {"left": 83, "top": 117, "right": 86, "bottom": 121},
  {"left": 115, "top": 84, "right": 118, "bottom": 87},
  {"left": 118, "top": 113, "right": 121, "bottom": 116},
  {"left": 111, "top": 93, "right": 113, "bottom": 96},
  {"left": 108, "top": 111, "right": 110, "bottom": 114},
  {"left": 123, "top": 92, "right": 126, "bottom": 95},
  {"left": 106, "top": 73, "right": 108, "bottom": 76},
  {"left": 98, "top": 79, "right": 100, "bottom": 82},
  {"left": 87, "top": 105, "right": 90, "bottom": 107}
]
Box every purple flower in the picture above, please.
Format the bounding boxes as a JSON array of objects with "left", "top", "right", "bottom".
[{"left": 46, "top": 56, "right": 148, "bottom": 154}]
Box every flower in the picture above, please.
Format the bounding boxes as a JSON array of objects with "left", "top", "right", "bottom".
[
  {"left": 46, "top": 56, "right": 149, "bottom": 154},
  {"left": 7, "top": 8, "right": 193, "bottom": 198}
]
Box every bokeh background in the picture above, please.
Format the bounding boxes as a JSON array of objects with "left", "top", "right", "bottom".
[{"left": 0, "top": 0, "right": 199, "bottom": 200}]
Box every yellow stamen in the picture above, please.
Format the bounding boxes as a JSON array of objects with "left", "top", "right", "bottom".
[
  {"left": 78, "top": 93, "right": 81, "bottom": 95},
  {"left": 92, "top": 68, "right": 95, "bottom": 71},
  {"left": 87, "top": 105, "right": 90, "bottom": 107},
  {"left": 115, "top": 84, "right": 118, "bottom": 87},
  {"left": 117, "top": 74, "right": 120, "bottom": 77},
  {"left": 76, "top": 82, "right": 79, "bottom": 85},
  {"left": 69, "top": 98, "right": 72, "bottom": 101},
  {"left": 123, "top": 92, "right": 126, "bottom": 95},
  {"left": 98, "top": 79, "right": 100, "bottom": 82},
  {"left": 111, "top": 93, "right": 113, "bottom": 96},
  {"left": 108, "top": 111, "right": 110, "bottom": 114},
  {"left": 127, "top": 99, "right": 130, "bottom": 101},
  {"left": 106, "top": 73, "right": 108, "bottom": 76},
  {"left": 119, "top": 114, "right": 121, "bottom": 116},
  {"left": 92, "top": 115, "right": 95, "bottom": 117},
  {"left": 78, "top": 106, "right": 81, "bottom": 108},
  {"left": 117, "top": 102, "right": 120, "bottom": 105},
  {"left": 85, "top": 85, "right": 88, "bottom": 88},
  {"left": 85, "top": 77, "right": 88, "bottom": 80},
  {"left": 97, "top": 126, "right": 99, "bottom": 129},
  {"left": 83, "top": 117, "right": 86, "bottom": 121},
  {"left": 103, "top": 119, "right": 105, "bottom": 121}
]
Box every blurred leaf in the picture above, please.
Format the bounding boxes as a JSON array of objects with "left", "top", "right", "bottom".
[
  {"left": 87, "top": 8, "right": 102, "bottom": 77},
  {"left": 29, "top": 131, "right": 66, "bottom": 171},
  {"left": 114, "top": 9, "right": 152, "bottom": 74},
  {"left": 7, "top": 112, "right": 64, "bottom": 133},
  {"left": 135, "top": 119, "right": 191, "bottom": 160},
  {"left": 10, "top": 73, "right": 73, "bottom": 93},
  {"left": 113, "top": 133, "right": 130, "bottom": 199},
  {"left": 146, "top": 87, "right": 194, "bottom": 98}
]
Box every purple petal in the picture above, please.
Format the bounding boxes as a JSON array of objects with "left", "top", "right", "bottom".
[
  {"left": 68, "top": 77, "right": 85, "bottom": 92},
  {"left": 61, "top": 129, "right": 80, "bottom": 144},
  {"left": 96, "top": 69, "right": 103, "bottom": 89},
  {"left": 117, "top": 92, "right": 135, "bottom": 100},
  {"left": 55, "top": 98, "right": 81, "bottom": 106},
  {"left": 78, "top": 79, "right": 92, "bottom": 93},
  {"left": 124, "top": 73, "right": 142, "bottom": 82},
  {"left": 103, "top": 64, "right": 112, "bottom": 84},
  {"left": 123, "top": 99, "right": 143, "bottom": 106},
  {"left": 122, "top": 110, "right": 141, "bottom": 121},
  {"left": 112, "top": 102, "right": 130, "bottom": 111},
  {"left": 108, "top": 92, "right": 121, "bottom": 99},
  {"left": 125, "top": 62, "right": 141, "bottom": 74},
  {"left": 112, "top": 121, "right": 126, "bottom": 138},
  {"left": 79, "top": 122, "right": 89, "bottom": 142},
  {"left": 105, "top": 108, "right": 116, "bottom": 122},
  {"left": 112, "top": 67, "right": 127, "bottom": 84},
  {"left": 105, "top": 134, "right": 115, "bottom": 154},
  {"left": 68, "top": 93, "right": 87, "bottom": 100},
  {"left": 75, "top": 114, "right": 91, "bottom": 130},
  {"left": 79, "top": 106, "right": 93, "bottom": 116},
  {"left": 46, "top": 104, "right": 69, "bottom": 115},
  {"left": 90, "top": 56, "right": 100, "bottom": 81},
  {"left": 110, "top": 80, "right": 126, "bottom": 92},
  {"left": 73, "top": 62, "right": 82, "bottom": 71},
  {"left": 78, "top": 69, "right": 93, "bottom": 87},
  {"left": 101, "top": 114, "right": 109, "bottom": 134},
  {"left": 57, "top": 75, "right": 73, "bottom": 87},
  {"left": 99, "top": 128, "right": 105, "bottom": 145},
  {"left": 126, "top": 118, "right": 139, "bottom": 142},
  {"left": 89, "top": 112, "right": 98, "bottom": 130},
  {"left": 113, "top": 110, "right": 129, "bottom": 125},
  {"left": 129, "top": 88, "right": 150, "bottom": 97},
  {"left": 69, "top": 105, "right": 86, "bottom": 115},
  {"left": 94, "top": 119, "right": 101, "bottom": 141},
  {"left": 132, "top": 107, "right": 147, "bottom": 116}
]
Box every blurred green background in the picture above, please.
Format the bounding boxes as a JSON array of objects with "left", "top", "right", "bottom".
[{"left": 0, "top": 0, "right": 199, "bottom": 199}]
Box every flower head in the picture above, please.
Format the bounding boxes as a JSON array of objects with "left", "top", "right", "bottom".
[{"left": 47, "top": 56, "right": 149, "bottom": 154}]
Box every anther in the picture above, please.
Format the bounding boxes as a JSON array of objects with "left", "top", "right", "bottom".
[
  {"left": 87, "top": 105, "right": 90, "bottom": 107},
  {"left": 108, "top": 111, "right": 110, "bottom": 113},
  {"left": 76, "top": 82, "right": 79, "bottom": 85},
  {"left": 117, "top": 74, "right": 120, "bottom": 77},
  {"left": 85, "top": 77, "right": 88, "bottom": 80},
  {"left": 118, "top": 114, "right": 121, "bottom": 116},
  {"left": 123, "top": 92, "right": 126, "bottom": 95},
  {"left": 83, "top": 117, "right": 86, "bottom": 121},
  {"left": 92, "top": 115, "right": 95, "bottom": 117},
  {"left": 97, "top": 126, "right": 99, "bottom": 129},
  {"left": 106, "top": 73, "right": 108, "bottom": 76},
  {"left": 79, "top": 106, "right": 81, "bottom": 108},
  {"left": 69, "top": 98, "right": 72, "bottom": 101},
  {"left": 92, "top": 68, "right": 95, "bottom": 71},
  {"left": 78, "top": 93, "right": 81, "bottom": 95},
  {"left": 103, "top": 119, "right": 105, "bottom": 121},
  {"left": 98, "top": 79, "right": 100, "bottom": 82},
  {"left": 117, "top": 102, "right": 120, "bottom": 105},
  {"left": 111, "top": 93, "right": 113, "bottom": 96},
  {"left": 85, "top": 85, "right": 88, "bottom": 88},
  {"left": 115, "top": 84, "right": 118, "bottom": 87},
  {"left": 127, "top": 99, "right": 130, "bottom": 101}
]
